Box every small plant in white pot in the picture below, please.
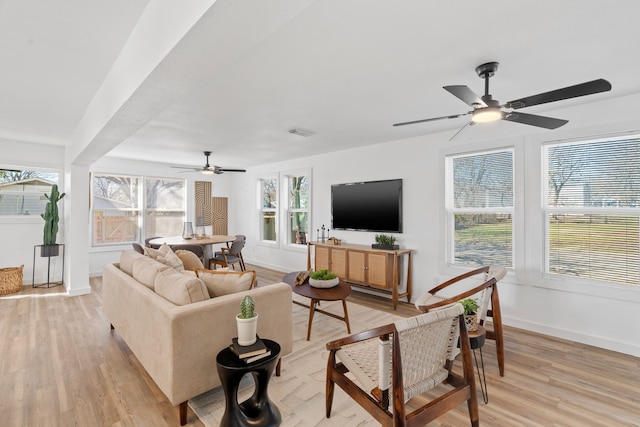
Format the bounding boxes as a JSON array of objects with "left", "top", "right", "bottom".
[
  {"left": 309, "top": 269, "right": 339, "bottom": 288},
  {"left": 236, "top": 295, "right": 258, "bottom": 346},
  {"left": 460, "top": 298, "right": 479, "bottom": 332}
]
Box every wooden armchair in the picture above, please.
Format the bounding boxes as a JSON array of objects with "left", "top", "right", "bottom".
[
  {"left": 326, "top": 304, "right": 479, "bottom": 427},
  {"left": 416, "top": 265, "right": 507, "bottom": 376}
]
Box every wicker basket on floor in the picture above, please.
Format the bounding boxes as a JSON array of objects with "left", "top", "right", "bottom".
[{"left": 0, "top": 265, "right": 23, "bottom": 295}]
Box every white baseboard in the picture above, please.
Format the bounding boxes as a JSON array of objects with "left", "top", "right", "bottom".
[{"left": 503, "top": 315, "right": 640, "bottom": 357}]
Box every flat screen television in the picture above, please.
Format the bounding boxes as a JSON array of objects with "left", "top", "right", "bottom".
[{"left": 331, "top": 179, "right": 402, "bottom": 233}]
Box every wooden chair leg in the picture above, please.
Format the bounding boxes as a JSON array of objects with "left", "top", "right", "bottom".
[
  {"left": 491, "top": 285, "right": 505, "bottom": 376},
  {"left": 276, "top": 358, "right": 282, "bottom": 376},
  {"left": 326, "top": 351, "right": 336, "bottom": 418},
  {"left": 179, "top": 401, "right": 188, "bottom": 426}
]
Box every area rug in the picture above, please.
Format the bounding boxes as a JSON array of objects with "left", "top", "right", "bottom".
[{"left": 188, "top": 294, "right": 403, "bottom": 426}]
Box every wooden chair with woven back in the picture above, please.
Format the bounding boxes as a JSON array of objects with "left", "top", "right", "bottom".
[
  {"left": 326, "top": 303, "right": 479, "bottom": 426},
  {"left": 415, "top": 265, "right": 507, "bottom": 376}
]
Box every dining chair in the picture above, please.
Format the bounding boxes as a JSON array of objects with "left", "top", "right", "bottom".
[
  {"left": 132, "top": 243, "right": 145, "bottom": 254},
  {"left": 212, "top": 235, "right": 246, "bottom": 270},
  {"left": 326, "top": 303, "right": 479, "bottom": 426},
  {"left": 415, "top": 265, "right": 507, "bottom": 376},
  {"left": 209, "top": 238, "right": 246, "bottom": 271},
  {"left": 144, "top": 236, "right": 163, "bottom": 249}
]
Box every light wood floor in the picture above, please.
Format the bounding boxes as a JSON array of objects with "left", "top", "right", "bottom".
[{"left": 1, "top": 264, "right": 639, "bottom": 426}]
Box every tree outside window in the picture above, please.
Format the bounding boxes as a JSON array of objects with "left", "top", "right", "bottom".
[
  {"left": 448, "top": 150, "right": 514, "bottom": 267},
  {"left": 287, "top": 175, "right": 309, "bottom": 245},
  {"left": 260, "top": 177, "right": 278, "bottom": 242},
  {"left": 91, "top": 174, "right": 186, "bottom": 246},
  {"left": 545, "top": 137, "right": 640, "bottom": 285}
]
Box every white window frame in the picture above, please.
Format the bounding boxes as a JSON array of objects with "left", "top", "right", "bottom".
[
  {"left": 0, "top": 168, "right": 61, "bottom": 223},
  {"left": 282, "top": 168, "right": 312, "bottom": 251},
  {"left": 445, "top": 147, "right": 515, "bottom": 269},
  {"left": 91, "top": 173, "right": 186, "bottom": 247},
  {"left": 257, "top": 173, "right": 279, "bottom": 247}
]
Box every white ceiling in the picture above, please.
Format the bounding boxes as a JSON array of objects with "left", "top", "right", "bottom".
[{"left": 2, "top": 0, "right": 640, "bottom": 170}]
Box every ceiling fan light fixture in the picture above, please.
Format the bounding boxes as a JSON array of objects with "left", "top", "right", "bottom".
[
  {"left": 201, "top": 169, "right": 214, "bottom": 175},
  {"left": 472, "top": 107, "right": 502, "bottom": 123}
]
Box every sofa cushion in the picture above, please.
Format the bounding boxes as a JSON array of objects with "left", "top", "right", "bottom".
[
  {"left": 155, "top": 268, "right": 210, "bottom": 305},
  {"left": 145, "top": 244, "right": 184, "bottom": 272},
  {"left": 132, "top": 256, "right": 171, "bottom": 290},
  {"left": 120, "top": 250, "right": 144, "bottom": 276},
  {"left": 175, "top": 250, "right": 204, "bottom": 271},
  {"left": 196, "top": 268, "right": 256, "bottom": 297}
]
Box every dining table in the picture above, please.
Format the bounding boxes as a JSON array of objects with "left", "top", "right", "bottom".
[{"left": 148, "top": 235, "right": 237, "bottom": 266}]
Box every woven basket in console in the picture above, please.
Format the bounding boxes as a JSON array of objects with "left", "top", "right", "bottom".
[{"left": 0, "top": 265, "right": 23, "bottom": 295}]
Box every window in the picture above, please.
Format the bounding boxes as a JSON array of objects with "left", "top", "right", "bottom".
[
  {"left": 447, "top": 149, "right": 514, "bottom": 267},
  {"left": 92, "top": 174, "right": 141, "bottom": 245},
  {"left": 545, "top": 136, "right": 640, "bottom": 286},
  {"left": 91, "top": 174, "right": 186, "bottom": 246},
  {"left": 0, "top": 169, "right": 59, "bottom": 216},
  {"left": 259, "top": 176, "right": 278, "bottom": 242},
  {"left": 145, "top": 177, "right": 185, "bottom": 240},
  {"left": 285, "top": 173, "right": 310, "bottom": 245}
]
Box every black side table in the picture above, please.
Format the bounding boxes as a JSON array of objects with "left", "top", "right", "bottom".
[
  {"left": 216, "top": 339, "right": 281, "bottom": 427},
  {"left": 468, "top": 325, "right": 488, "bottom": 404}
]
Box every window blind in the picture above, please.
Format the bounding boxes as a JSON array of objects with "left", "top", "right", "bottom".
[{"left": 546, "top": 137, "right": 640, "bottom": 285}]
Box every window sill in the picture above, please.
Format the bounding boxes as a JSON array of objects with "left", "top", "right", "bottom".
[{"left": 0, "top": 216, "right": 43, "bottom": 224}]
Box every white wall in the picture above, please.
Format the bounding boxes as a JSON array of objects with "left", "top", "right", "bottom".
[{"left": 229, "top": 103, "right": 640, "bottom": 357}]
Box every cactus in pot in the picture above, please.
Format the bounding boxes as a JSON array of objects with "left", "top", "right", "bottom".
[{"left": 40, "top": 184, "right": 65, "bottom": 257}]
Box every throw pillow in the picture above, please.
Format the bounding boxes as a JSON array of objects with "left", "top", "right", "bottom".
[
  {"left": 175, "top": 250, "right": 204, "bottom": 271},
  {"left": 132, "top": 256, "right": 171, "bottom": 290},
  {"left": 143, "top": 243, "right": 171, "bottom": 259},
  {"left": 154, "top": 268, "right": 210, "bottom": 306},
  {"left": 145, "top": 244, "right": 184, "bottom": 272},
  {"left": 120, "top": 249, "right": 144, "bottom": 276},
  {"left": 196, "top": 268, "right": 256, "bottom": 297}
]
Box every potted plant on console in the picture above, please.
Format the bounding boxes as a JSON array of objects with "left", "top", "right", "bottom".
[
  {"left": 237, "top": 295, "right": 258, "bottom": 346},
  {"left": 372, "top": 234, "right": 399, "bottom": 250},
  {"left": 40, "top": 184, "right": 65, "bottom": 257}
]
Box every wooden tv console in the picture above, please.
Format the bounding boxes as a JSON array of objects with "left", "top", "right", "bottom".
[{"left": 306, "top": 241, "right": 412, "bottom": 310}]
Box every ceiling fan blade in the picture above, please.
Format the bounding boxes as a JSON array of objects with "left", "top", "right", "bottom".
[
  {"left": 505, "top": 79, "right": 611, "bottom": 109},
  {"left": 443, "top": 85, "right": 487, "bottom": 107},
  {"left": 502, "top": 111, "right": 568, "bottom": 129},
  {"left": 218, "top": 168, "right": 246, "bottom": 173},
  {"left": 393, "top": 112, "right": 469, "bottom": 127},
  {"left": 170, "top": 165, "right": 200, "bottom": 171}
]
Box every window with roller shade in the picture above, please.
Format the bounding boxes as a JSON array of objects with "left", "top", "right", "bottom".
[
  {"left": 545, "top": 137, "right": 640, "bottom": 286},
  {"left": 447, "top": 149, "right": 514, "bottom": 267}
]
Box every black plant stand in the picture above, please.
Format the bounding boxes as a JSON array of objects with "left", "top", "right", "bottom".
[
  {"left": 32, "top": 244, "right": 64, "bottom": 288},
  {"left": 216, "top": 339, "right": 281, "bottom": 427}
]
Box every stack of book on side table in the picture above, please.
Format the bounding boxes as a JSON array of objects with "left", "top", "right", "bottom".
[{"left": 230, "top": 336, "right": 271, "bottom": 363}]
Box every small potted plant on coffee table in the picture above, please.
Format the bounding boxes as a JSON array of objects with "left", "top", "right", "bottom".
[
  {"left": 460, "top": 298, "right": 479, "bottom": 332},
  {"left": 309, "top": 269, "right": 339, "bottom": 288},
  {"left": 236, "top": 295, "right": 258, "bottom": 346}
]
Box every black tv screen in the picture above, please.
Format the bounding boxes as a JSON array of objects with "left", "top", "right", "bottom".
[{"left": 331, "top": 179, "right": 402, "bottom": 233}]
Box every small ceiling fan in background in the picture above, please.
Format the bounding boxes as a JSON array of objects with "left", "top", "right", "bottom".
[
  {"left": 393, "top": 61, "right": 612, "bottom": 139},
  {"left": 170, "top": 151, "right": 246, "bottom": 175}
]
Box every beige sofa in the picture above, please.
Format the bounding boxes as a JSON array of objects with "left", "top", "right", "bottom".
[{"left": 102, "top": 250, "right": 293, "bottom": 425}]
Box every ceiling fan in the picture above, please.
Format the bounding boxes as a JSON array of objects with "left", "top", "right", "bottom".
[
  {"left": 393, "top": 62, "right": 612, "bottom": 138},
  {"left": 170, "top": 151, "right": 246, "bottom": 175}
]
